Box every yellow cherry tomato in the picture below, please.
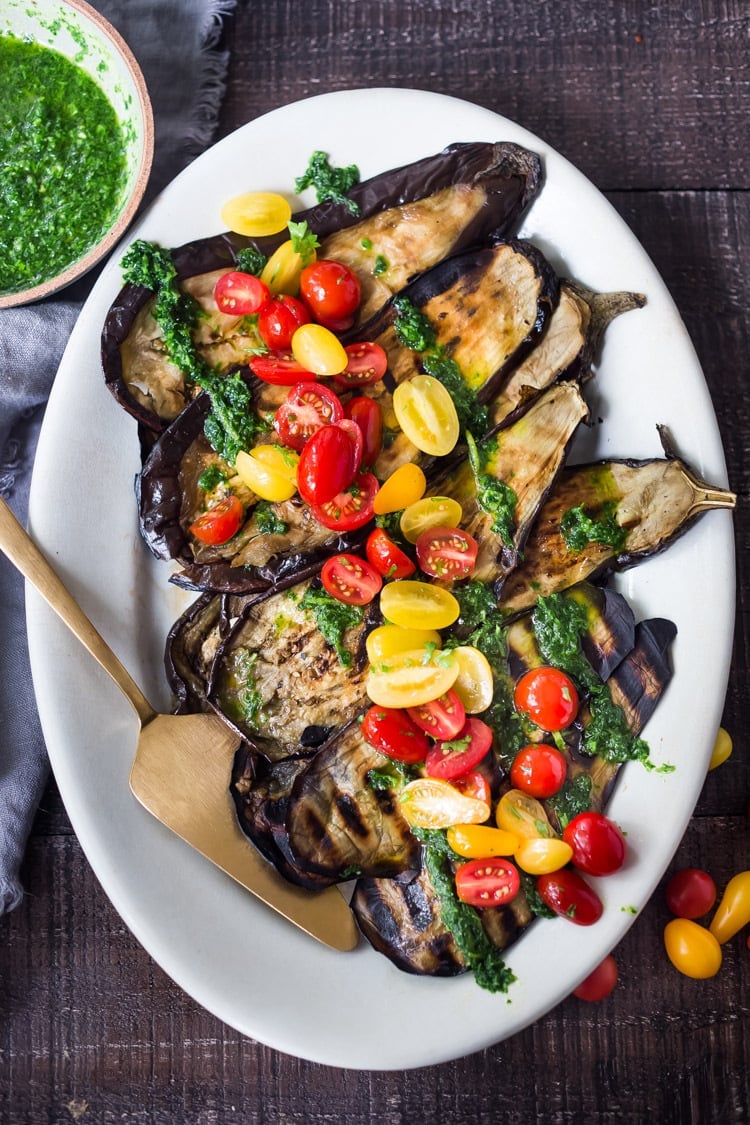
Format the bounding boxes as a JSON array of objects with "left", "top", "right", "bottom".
[
  {"left": 291, "top": 323, "right": 348, "bottom": 376},
  {"left": 708, "top": 727, "right": 733, "bottom": 771},
  {"left": 400, "top": 496, "right": 463, "bottom": 543},
  {"left": 235, "top": 445, "right": 299, "bottom": 502},
  {"left": 366, "top": 647, "right": 459, "bottom": 709},
  {"left": 450, "top": 645, "right": 494, "bottom": 714},
  {"left": 261, "top": 238, "right": 315, "bottom": 296},
  {"left": 365, "top": 624, "right": 441, "bottom": 664},
  {"left": 446, "top": 824, "right": 519, "bottom": 858},
  {"left": 514, "top": 837, "right": 573, "bottom": 875},
  {"left": 663, "top": 918, "right": 722, "bottom": 979},
  {"left": 495, "top": 788, "right": 556, "bottom": 840},
  {"left": 709, "top": 871, "right": 750, "bottom": 943},
  {"left": 398, "top": 777, "right": 490, "bottom": 830},
  {"left": 380, "top": 580, "right": 460, "bottom": 630},
  {"left": 221, "top": 191, "right": 292, "bottom": 237},
  {"left": 372, "top": 463, "right": 427, "bottom": 515},
  {"left": 392, "top": 375, "right": 460, "bottom": 456}
]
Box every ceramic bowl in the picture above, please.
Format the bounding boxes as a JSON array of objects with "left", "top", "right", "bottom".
[{"left": 0, "top": 0, "right": 153, "bottom": 308}]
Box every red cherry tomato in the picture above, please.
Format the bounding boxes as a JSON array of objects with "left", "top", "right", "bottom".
[
  {"left": 213, "top": 271, "right": 270, "bottom": 316},
  {"left": 311, "top": 471, "right": 379, "bottom": 532},
  {"left": 513, "top": 666, "right": 580, "bottom": 731},
  {"left": 337, "top": 418, "right": 364, "bottom": 474},
  {"left": 361, "top": 705, "right": 429, "bottom": 764},
  {"left": 365, "top": 528, "right": 415, "bottom": 580},
  {"left": 510, "top": 744, "right": 568, "bottom": 799},
  {"left": 407, "top": 689, "right": 466, "bottom": 740},
  {"left": 415, "top": 526, "right": 478, "bottom": 581},
  {"left": 299, "top": 259, "right": 361, "bottom": 327},
  {"left": 333, "top": 342, "right": 388, "bottom": 389},
  {"left": 453, "top": 769, "right": 491, "bottom": 805},
  {"left": 321, "top": 553, "right": 382, "bottom": 606},
  {"left": 189, "top": 495, "right": 244, "bottom": 545},
  {"left": 537, "top": 868, "right": 603, "bottom": 926},
  {"left": 424, "top": 717, "right": 493, "bottom": 781},
  {"left": 573, "top": 954, "right": 619, "bottom": 1001},
  {"left": 665, "top": 868, "right": 717, "bottom": 919},
  {"left": 562, "top": 811, "right": 626, "bottom": 877},
  {"left": 249, "top": 354, "right": 312, "bottom": 385},
  {"left": 344, "top": 396, "right": 383, "bottom": 467},
  {"left": 296, "top": 422, "right": 360, "bottom": 506},
  {"left": 257, "top": 294, "right": 311, "bottom": 351},
  {"left": 273, "top": 382, "right": 343, "bottom": 450},
  {"left": 455, "top": 857, "right": 521, "bottom": 908}
]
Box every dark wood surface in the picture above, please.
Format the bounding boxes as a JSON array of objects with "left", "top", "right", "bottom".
[{"left": 2, "top": 2, "right": 748, "bottom": 1121}]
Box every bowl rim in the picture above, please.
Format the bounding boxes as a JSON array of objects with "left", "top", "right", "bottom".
[{"left": 0, "top": 0, "right": 155, "bottom": 310}]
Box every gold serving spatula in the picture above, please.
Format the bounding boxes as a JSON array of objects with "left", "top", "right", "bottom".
[{"left": 0, "top": 497, "right": 359, "bottom": 951}]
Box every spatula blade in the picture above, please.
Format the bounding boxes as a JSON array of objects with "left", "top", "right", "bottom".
[{"left": 129, "top": 711, "right": 359, "bottom": 951}]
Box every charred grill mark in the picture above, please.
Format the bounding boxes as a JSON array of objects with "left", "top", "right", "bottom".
[{"left": 335, "top": 794, "right": 372, "bottom": 839}]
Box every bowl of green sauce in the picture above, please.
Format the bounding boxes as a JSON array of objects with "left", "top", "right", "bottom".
[{"left": 0, "top": 0, "right": 154, "bottom": 307}]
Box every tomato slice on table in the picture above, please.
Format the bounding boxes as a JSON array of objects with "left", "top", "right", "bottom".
[
  {"left": 333, "top": 342, "right": 388, "bottom": 388},
  {"left": 454, "top": 858, "right": 521, "bottom": 908},
  {"left": 345, "top": 396, "right": 383, "bottom": 467},
  {"left": 257, "top": 294, "right": 311, "bottom": 351},
  {"left": 424, "top": 717, "right": 493, "bottom": 780},
  {"left": 407, "top": 688, "right": 466, "bottom": 740},
  {"left": 513, "top": 665, "right": 580, "bottom": 731},
  {"left": 510, "top": 744, "right": 568, "bottom": 799},
  {"left": 213, "top": 271, "right": 270, "bottom": 316},
  {"left": 249, "top": 353, "right": 312, "bottom": 385},
  {"left": 189, "top": 494, "right": 244, "bottom": 544},
  {"left": 296, "top": 422, "right": 361, "bottom": 506},
  {"left": 273, "top": 382, "right": 343, "bottom": 450},
  {"left": 311, "top": 471, "right": 379, "bottom": 531},
  {"left": 361, "top": 705, "right": 429, "bottom": 764},
  {"left": 365, "top": 528, "right": 415, "bottom": 580},
  {"left": 416, "top": 525, "right": 478, "bottom": 580},
  {"left": 321, "top": 554, "right": 382, "bottom": 606},
  {"left": 300, "top": 259, "right": 361, "bottom": 327},
  {"left": 536, "top": 868, "right": 603, "bottom": 926},
  {"left": 562, "top": 811, "right": 626, "bottom": 877}
]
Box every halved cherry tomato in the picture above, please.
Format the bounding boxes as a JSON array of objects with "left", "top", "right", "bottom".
[
  {"left": 537, "top": 869, "right": 603, "bottom": 926},
  {"left": 510, "top": 744, "right": 568, "bottom": 799},
  {"left": 380, "top": 580, "right": 460, "bottom": 630},
  {"left": 366, "top": 647, "right": 459, "bottom": 709},
  {"left": 189, "top": 494, "right": 244, "bottom": 544},
  {"left": 416, "top": 525, "right": 478, "bottom": 580},
  {"left": 321, "top": 554, "right": 382, "bottom": 606},
  {"left": 450, "top": 646, "right": 494, "bottom": 714},
  {"left": 220, "top": 191, "right": 291, "bottom": 237},
  {"left": 514, "top": 666, "right": 580, "bottom": 732},
  {"left": 365, "top": 529, "right": 415, "bottom": 580},
  {"left": 257, "top": 294, "right": 311, "bottom": 351},
  {"left": 447, "top": 824, "right": 519, "bottom": 858},
  {"left": 665, "top": 868, "right": 717, "bottom": 920},
  {"left": 373, "top": 463, "right": 427, "bottom": 515},
  {"left": 397, "top": 776, "right": 489, "bottom": 829},
  {"left": 249, "top": 354, "right": 312, "bottom": 385},
  {"left": 213, "top": 271, "right": 270, "bottom": 316},
  {"left": 337, "top": 418, "right": 364, "bottom": 473},
  {"left": 400, "top": 497, "right": 463, "bottom": 543},
  {"left": 361, "top": 705, "right": 429, "bottom": 764},
  {"left": 495, "top": 789, "right": 555, "bottom": 840},
  {"left": 311, "top": 471, "right": 379, "bottom": 532},
  {"left": 573, "top": 955, "right": 619, "bottom": 1001},
  {"left": 345, "top": 397, "right": 383, "bottom": 466},
  {"left": 424, "top": 717, "right": 493, "bottom": 781},
  {"left": 235, "top": 445, "right": 299, "bottom": 502},
  {"left": 296, "top": 423, "right": 360, "bottom": 506},
  {"left": 562, "top": 811, "right": 626, "bottom": 877},
  {"left": 407, "top": 688, "right": 466, "bottom": 740},
  {"left": 273, "top": 382, "right": 343, "bottom": 450},
  {"left": 393, "top": 375, "right": 460, "bottom": 456},
  {"left": 261, "top": 237, "right": 315, "bottom": 296},
  {"left": 453, "top": 769, "right": 491, "bottom": 806},
  {"left": 365, "top": 624, "right": 441, "bottom": 664},
  {"left": 664, "top": 918, "right": 722, "bottom": 978},
  {"left": 300, "top": 259, "right": 361, "bottom": 328},
  {"left": 333, "top": 342, "right": 388, "bottom": 389},
  {"left": 455, "top": 858, "right": 521, "bottom": 908},
  {"left": 292, "top": 323, "right": 348, "bottom": 376}
]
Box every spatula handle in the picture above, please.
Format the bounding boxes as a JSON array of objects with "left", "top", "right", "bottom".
[{"left": 0, "top": 497, "right": 155, "bottom": 726}]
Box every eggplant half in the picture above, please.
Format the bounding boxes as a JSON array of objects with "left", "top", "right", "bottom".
[{"left": 102, "top": 142, "right": 543, "bottom": 434}]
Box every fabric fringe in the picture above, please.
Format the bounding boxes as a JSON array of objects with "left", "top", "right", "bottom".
[
  {"left": 0, "top": 876, "right": 24, "bottom": 914},
  {"left": 182, "top": 0, "right": 239, "bottom": 158},
  {"left": 0, "top": 436, "right": 22, "bottom": 499}
]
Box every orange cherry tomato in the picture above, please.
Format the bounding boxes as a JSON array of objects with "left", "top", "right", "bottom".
[
  {"left": 709, "top": 871, "right": 750, "bottom": 944},
  {"left": 664, "top": 918, "right": 722, "bottom": 978}
]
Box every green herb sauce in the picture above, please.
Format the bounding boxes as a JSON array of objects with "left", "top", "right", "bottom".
[
  {"left": 546, "top": 773, "right": 593, "bottom": 829},
  {"left": 560, "top": 501, "right": 628, "bottom": 554},
  {"left": 0, "top": 34, "right": 128, "bottom": 295},
  {"left": 300, "top": 586, "right": 363, "bottom": 667},
  {"left": 466, "top": 433, "right": 518, "bottom": 545},
  {"left": 295, "top": 151, "right": 360, "bottom": 214},
  {"left": 254, "top": 501, "right": 288, "bottom": 536}
]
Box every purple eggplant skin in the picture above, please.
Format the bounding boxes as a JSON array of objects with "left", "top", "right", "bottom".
[{"left": 102, "top": 141, "right": 543, "bottom": 434}]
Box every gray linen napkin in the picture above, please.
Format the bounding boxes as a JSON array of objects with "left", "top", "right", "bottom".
[{"left": 0, "top": 0, "right": 238, "bottom": 912}]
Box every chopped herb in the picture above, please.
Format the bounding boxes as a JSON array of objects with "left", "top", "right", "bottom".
[
  {"left": 197, "top": 463, "right": 229, "bottom": 492},
  {"left": 254, "top": 501, "right": 288, "bottom": 536},
  {"left": 393, "top": 296, "right": 436, "bottom": 352},
  {"left": 235, "top": 246, "right": 267, "bottom": 276},
  {"left": 621, "top": 905, "right": 639, "bottom": 915},
  {"left": 202, "top": 371, "right": 267, "bottom": 464},
  {"left": 360, "top": 237, "right": 373, "bottom": 250},
  {"left": 367, "top": 761, "right": 420, "bottom": 791},
  {"left": 560, "top": 502, "right": 628, "bottom": 554},
  {"left": 300, "top": 585, "right": 363, "bottom": 666},
  {"left": 373, "top": 254, "right": 389, "bottom": 276},
  {"left": 339, "top": 864, "right": 363, "bottom": 879},
  {"left": 295, "top": 151, "right": 360, "bottom": 214},
  {"left": 223, "top": 650, "right": 265, "bottom": 727},
  {"left": 547, "top": 773, "right": 593, "bottom": 829},
  {"left": 520, "top": 872, "right": 555, "bottom": 919},
  {"left": 466, "top": 433, "right": 517, "bottom": 545},
  {"left": 287, "top": 220, "right": 319, "bottom": 266}
]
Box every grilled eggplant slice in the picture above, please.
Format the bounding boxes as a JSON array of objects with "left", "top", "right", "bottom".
[
  {"left": 499, "top": 432, "right": 736, "bottom": 614},
  {"left": 102, "top": 142, "right": 543, "bottom": 433},
  {"left": 165, "top": 590, "right": 245, "bottom": 713}
]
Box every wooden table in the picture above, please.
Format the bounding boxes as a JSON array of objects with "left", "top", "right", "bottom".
[{"left": 3, "top": 2, "right": 748, "bottom": 1121}]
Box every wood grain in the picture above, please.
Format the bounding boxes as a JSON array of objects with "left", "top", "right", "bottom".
[{"left": 2, "top": 0, "right": 749, "bottom": 1121}]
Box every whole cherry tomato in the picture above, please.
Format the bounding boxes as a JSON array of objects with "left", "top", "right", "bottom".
[
  {"left": 344, "top": 396, "right": 383, "bottom": 467},
  {"left": 273, "top": 382, "right": 343, "bottom": 450},
  {"left": 573, "top": 955, "right": 619, "bottom": 1001},
  {"left": 562, "top": 811, "right": 626, "bottom": 877},
  {"left": 365, "top": 528, "right": 415, "bottom": 580},
  {"left": 424, "top": 717, "right": 493, "bottom": 781},
  {"left": 189, "top": 495, "right": 244, "bottom": 544},
  {"left": 321, "top": 554, "right": 382, "bottom": 606},
  {"left": 296, "top": 422, "right": 360, "bottom": 506},
  {"left": 510, "top": 743, "right": 568, "bottom": 799},
  {"left": 299, "top": 259, "right": 361, "bottom": 328},
  {"left": 665, "top": 868, "right": 717, "bottom": 920},
  {"left": 455, "top": 858, "right": 521, "bottom": 908},
  {"left": 258, "top": 294, "right": 311, "bottom": 351},
  {"left": 213, "top": 271, "right": 270, "bottom": 316},
  {"left": 536, "top": 868, "right": 603, "bottom": 926},
  {"left": 514, "top": 666, "right": 580, "bottom": 731},
  {"left": 361, "top": 705, "right": 429, "bottom": 764},
  {"left": 709, "top": 870, "right": 750, "bottom": 943}
]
